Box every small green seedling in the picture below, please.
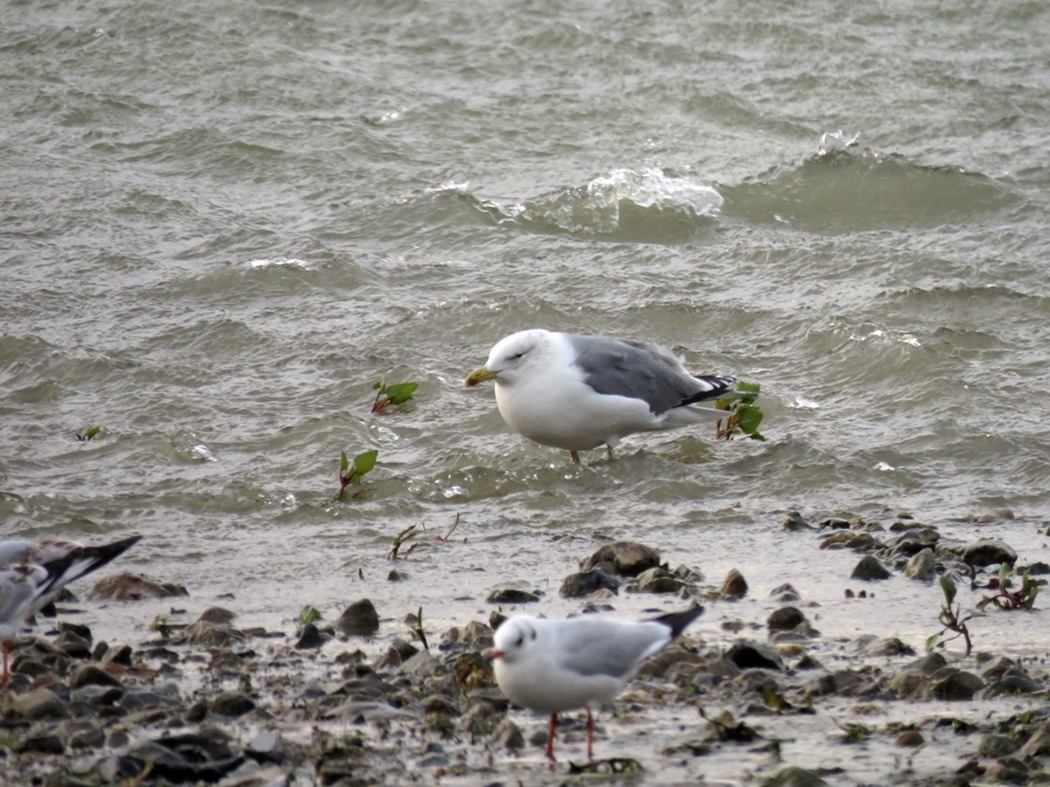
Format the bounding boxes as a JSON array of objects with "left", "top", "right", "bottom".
[
  {"left": 76, "top": 426, "right": 102, "bottom": 441},
  {"left": 716, "top": 381, "right": 765, "bottom": 441},
  {"left": 298, "top": 605, "right": 322, "bottom": 630},
  {"left": 387, "top": 524, "right": 418, "bottom": 560},
  {"left": 412, "top": 606, "right": 429, "bottom": 651},
  {"left": 926, "top": 576, "right": 979, "bottom": 656},
  {"left": 372, "top": 377, "right": 418, "bottom": 413},
  {"left": 338, "top": 449, "right": 378, "bottom": 500},
  {"left": 976, "top": 563, "right": 1045, "bottom": 611}
]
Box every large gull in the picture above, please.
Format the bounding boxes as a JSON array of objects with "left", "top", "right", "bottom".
[{"left": 465, "top": 328, "right": 739, "bottom": 462}]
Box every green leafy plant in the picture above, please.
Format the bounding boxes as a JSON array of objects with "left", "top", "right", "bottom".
[
  {"left": 412, "top": 606, "right": 429, "bottom": 651},
  {"left": 338, "top": 449, "right": 378, "bottom": 500},
  {"left": 150, "top": 614, "right": 172, "bottom": 640},
  {"left": 716, "top": 381, "right": 765, "bottom": 441},
  {"left": 926, "top": 576, "right": 979, "bottom": 656},
  {"left": 842, "top": 723, "right": 870, "bottom": 743},
  {"left": 976, "top": 564, "right": 1045, "bottom": 611},
  {"left": 298, "top": 605, "right": 322, "bottom": 630},
  {"left": 76, "top": 426, "right": 102, "bottom": 441},
  {"left": 371, "top": 377, "right": 418, "bottom": 413}
]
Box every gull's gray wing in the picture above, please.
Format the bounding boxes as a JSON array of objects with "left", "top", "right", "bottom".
[
  {"left": 550, "top": 618, "right": 671, "bottom": 680},
  {"left": 0, "top": 565, "right": 47, "bottom": 621},
  {"left": 566, "top": 334, "right": 734, "bottom": 415}
]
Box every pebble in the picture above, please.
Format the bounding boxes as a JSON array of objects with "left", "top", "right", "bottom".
[
  {"left": 559, "top": 568, "right": 620, "bottom": 597},
  {"left": 579, "top": 541, "right": 662, "bottom": 576},
  {"left": 720, "top": 568, "right": 749, "bottom": 598},
  {"left": 850, "top": 555, "right": 892, "bottom": 581},
  {"left": 87, "top": 572, "right": 189, "bottom": 600},
  {"left": 903, "top": 548, "right": 937, "bottom": 580},
  {"left": 336, "top": 598, "right": 380, "bottom": 636},
  {"left": 486, "top": 588, "right": 540, "bottom": 603}
]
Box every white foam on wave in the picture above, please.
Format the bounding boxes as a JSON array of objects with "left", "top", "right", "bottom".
[
  {"left": 586, "top": 167, "right": 723, "bottom": 217},
  {"left": 247, "top": 257, "right": 311, "bottom": 270}
]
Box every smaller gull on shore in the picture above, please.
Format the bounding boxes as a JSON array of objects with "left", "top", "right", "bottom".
[
  {"left": 0, "top": 535, "right": 141, "bottom": 685},
  {"left": 489, "top": 606, "right": 704, "bottom": 760},
  {"left": 465, "top": 328, "right": 739, "bottom": 462}
]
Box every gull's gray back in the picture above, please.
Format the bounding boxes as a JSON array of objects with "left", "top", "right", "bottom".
[
  {"left": 552, "top": 618, "right": 670, "bottom": 679},
  {"left": 566, "top": 334, "right": 707, "bottom": 415}
]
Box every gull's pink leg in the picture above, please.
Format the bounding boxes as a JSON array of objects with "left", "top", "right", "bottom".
[
  {"left": 546, "top": 712, "right": 558, "bottom": 759},
  {"left": 586, "top": 709, "right": 594, "bottom": 761}
]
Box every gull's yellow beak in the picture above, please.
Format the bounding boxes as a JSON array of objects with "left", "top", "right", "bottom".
[{"left": 465, "top": 364, "right": 499, "bottom": 387}]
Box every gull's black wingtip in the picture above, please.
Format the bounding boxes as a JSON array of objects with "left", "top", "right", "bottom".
[{"left": 649, "top": 604, "right": 704, "bottom": 639}]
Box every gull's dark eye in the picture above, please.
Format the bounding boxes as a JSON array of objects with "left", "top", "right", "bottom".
[
  {"left": 530, "top": 630, "right": 537, "bottom": 641},
  {"left": 515, "top": 635, "right": 524, "bottom": 648},
  {"left": 511, "top": 352, "right": 524, "bottom": 360}
]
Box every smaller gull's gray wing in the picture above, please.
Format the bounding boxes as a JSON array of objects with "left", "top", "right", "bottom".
[{"left": 552, "top": 619, "right": 672, "bottom": 680}]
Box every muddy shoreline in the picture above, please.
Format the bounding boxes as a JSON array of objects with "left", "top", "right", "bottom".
[{"left": 3, "top": 510, "right": 1050, "bottom": 786}]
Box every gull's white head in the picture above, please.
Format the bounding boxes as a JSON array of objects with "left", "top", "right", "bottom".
[
  {"left": 464, "top": 329, "right": 552, "bottom": 388},
  {"left": 489, "top": 615, "right": 542, "bottom": 665}
]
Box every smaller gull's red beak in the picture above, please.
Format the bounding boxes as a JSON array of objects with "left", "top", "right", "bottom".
[{"left": 488, "top": 649, "right": 505, "bottom": 661}]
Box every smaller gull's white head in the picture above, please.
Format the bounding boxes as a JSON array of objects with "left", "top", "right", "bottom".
[{"left": 490, "top": 615, "right": 542, "bottom": 665}]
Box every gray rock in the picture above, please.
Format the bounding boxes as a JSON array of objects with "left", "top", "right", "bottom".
[
  {"left": 982, "top": 672, "right": 1043, "bottom": 697},
  {"left": 979, "top": 733, "right": 1020, "bottom": 758},
  {"left": 780, "top": 512, "right": 814, "bottom": 531},
  {"left": 73, "top": 684, "right": 125, "bottom": 707},
  {"left": 492, "top": 718, "right": 525, "bottom": 751},
  {"left": 960, "top": 539, "right": 1017, "bottom": 567},
  {"left": 720, "top": 568, "right": 749, "bottom": 598},
  {"left": 903, "top": 548, "right": 937, "bottom": 580},
  {"left": 930, "top": 669, "right": 984, "bottom": 700},
  {"left": 16, "top": 733, "right": 65, "bottom": 754},
  {"left": 851, "top": 555, "right": 891, "bottom": 581},
  {"left": 12, "top": 687, "right": 69, "bottom": 721},
  {"left": 294, "top": 623, "right": 328, "bottom": 650},
  {"left": 210, "top": 691, "right": 256, "bottom": 717},
  {"left": 900, "top": 652, "right": 947, "bottom": 676},
  {"left": 70, "top": 663, "right": 123, "bottom": 689},
  {"left": 632, "top": 566, "right": 683, "bottom": 593},
  {"left": 859, "top": 637, "right": 915, "bottom": 657},
  {"left": 580, "top": 541, "right": 661, "bottom": 577},
  {"left": 119, "top": 690, "right": 173, "bottom": 710},
  {"left": 770, "top": 583, "right": 801, "bottom": 601},
  {"left": 486, "top": 588, "right": 540, "bottom": 604},
  {"left": 725, "top": 640, "right": 784, "bottom": 671},
  {"left": 58, "top": 720, "right": 106, "bottom": 750},
  {"left": 559, "top": 568, "right": 620, "bottom": 597},
  {"left": 336, "top": 598, "right": 380, "bottom": 636},
  {"left": 767, "top": 606, "right": 806, "bottom": 631},
  {"left": 100, "top": 643, "right": 134, "bottom": 666},
  {"left": 55, "top": 629, "right": 93, "bottom": 659},
  {"left": 196, "top": 606, "right": 237, "bottom": 624},
  {"left": 182, "top": 619, "right": 247, "bottom": 647},
  {"left": 887, "top": 673, "right": 930, "bottom": 700},
  {"left": 821, "top": 531, "right": 882, "bottom": 552},
  {"left": 761, "top": 766, "right": 829, "bottom": 786},
  {"left": 87, "top": 572, "right": 189, "bottom": 600}
]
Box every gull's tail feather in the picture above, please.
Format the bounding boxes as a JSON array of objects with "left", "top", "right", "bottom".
[
  {"left": 37, "top": 534, "right": 142, "bottom": 610},
  {"left": 649, "top": 605, "right": 704, "bottom": 639},
  {"left": 681, "top": 375, "right": 738, "bottom": 407}
]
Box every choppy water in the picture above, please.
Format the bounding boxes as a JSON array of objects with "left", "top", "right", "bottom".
[{"left": 3, "top": 0, "right": 1050, "bottom": 672}]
